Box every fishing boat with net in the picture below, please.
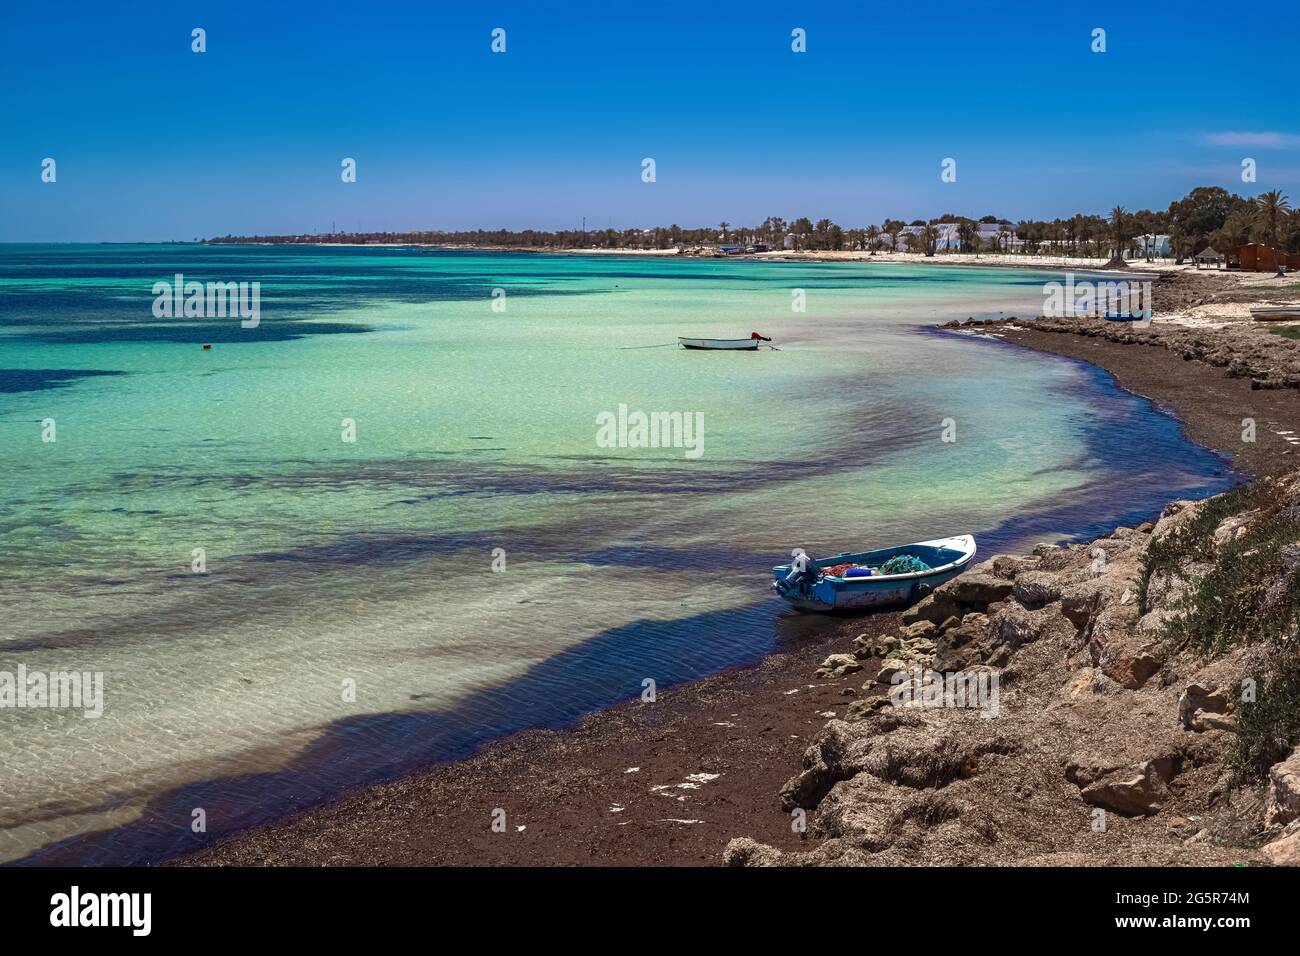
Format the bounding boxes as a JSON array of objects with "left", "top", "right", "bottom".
[{"left": 772, "top": 535, "right": 977, "bottom": 612}]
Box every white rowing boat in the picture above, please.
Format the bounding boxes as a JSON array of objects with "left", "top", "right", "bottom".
[
  {"left": 1250, "top": 306, "right": 1300, "bottom": 322},
  {"left": 678, "top": 332, "right": 772, "bottom": 350}
]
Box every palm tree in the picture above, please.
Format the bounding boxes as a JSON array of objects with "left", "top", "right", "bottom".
[
  {"left": 956, "top": 219, "right": 979, "bottom": 254},
  {"left": 718, "top": 221, "right": 731, "bottom": 242},
  {"left": 884, "top": 220, "right": 904, "bottom": 253},
  {"left": 1253, "top": 190, "right": 1291, "bottom": 249},
  {"left": 918, "top": 223, "right": 940, "bottom": 257},
  {"left": 814, "top": 218, "right": 833, "bottom": 250},
  {"left": 1216, "top": 207, "right": 1254, "bottom": 252},
  {"left": 1106, "top": 206, "right": 1131, "bottom": 267},
  {"left": 790, "top": 217, "right": 814, "bottom": 251},
  {"left": 865, "top": 224, "right": 881, "bottom": 255}
]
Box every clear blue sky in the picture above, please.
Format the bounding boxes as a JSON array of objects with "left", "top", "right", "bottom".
[{"left": 2, "top": 0, "right": 1297, "bottom": 241}]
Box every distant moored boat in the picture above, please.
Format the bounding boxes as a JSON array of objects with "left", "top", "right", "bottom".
[
  {"left": 678, "top": 332, "right": 773, "bottom": 350},
  {"left": 1250, "top": 306, "right": 1300, "bottom": 322}
]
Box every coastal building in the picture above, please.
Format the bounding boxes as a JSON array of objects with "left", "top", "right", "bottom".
[
  {"left": 893, "top": 223, "right": 961, "bottom": 251},
  {"left": 1227, "top": 243, "right": 1300, "bottom": 272},
  {"left": 975, "top": 222, "right": 1023, "bottom": 252},
  {"left": 887, "top": 221, "right": 1023, "bottom": 253},
  {"left": 1127, "top": 234, "right": 1172, "bottom": 259}
]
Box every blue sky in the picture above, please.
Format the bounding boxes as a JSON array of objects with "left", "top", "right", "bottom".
[{"left": 2, "top": 0, "right": 1297, "bottom": 241}]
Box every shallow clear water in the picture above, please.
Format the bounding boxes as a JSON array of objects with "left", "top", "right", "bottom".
[{"left": 0, "top": 245, "right": 1232, "bottom": 863}]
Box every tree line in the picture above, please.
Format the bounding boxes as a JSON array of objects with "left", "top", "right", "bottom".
[{"left": 206, "top": 187, "right": 1296, "bottom": 264}]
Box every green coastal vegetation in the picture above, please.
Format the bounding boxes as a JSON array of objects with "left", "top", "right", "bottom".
[
  {"left": 1138, "top": 481, "right": 1300, "bottom": 784},
  {"left": 208, "top": 186, "right": 1296, "bottom": 264}
]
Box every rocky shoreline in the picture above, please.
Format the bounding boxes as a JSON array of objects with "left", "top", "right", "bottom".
[
  {"left": 179, "top": 276, "right": 1300, "bottom": 867},
  {"left": 727, "top": 488, "right": 1300, "bottom": 866},
  {"left": 970, "top": 315, "right": 1300, "bottom": 392},
  {"left": 723, "top": 292, "right": 1300, "bottom": 868}
]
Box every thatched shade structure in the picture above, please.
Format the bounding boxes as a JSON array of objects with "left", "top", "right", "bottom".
[{"left": 1194, "top": 246, "right": 1224, "bottom": 270}]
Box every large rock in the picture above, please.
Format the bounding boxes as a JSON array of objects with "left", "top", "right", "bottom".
[
  {"left": 853, "top": 633, "right": 899, "bottom": 660},
  {"left": 943, "top": 571, "right": 1015, "bottom": 608},
  {"left": 1075, "top": 562, "right": 1153, "bottom": 688},
  {"left": 722, "top": 837, "right": 785, "bottom": 867},
  {"left": 931, "top": 613, "right": 988, "bottom": 670},
  {"left": 875, "top": 659, "right": 910, "bottom": 684},
  {"left": 1060, "top": 579, "right": 1104, "bottom": 630},
  {"left": 1012, "top": 570, "right": 1063, "bottom": 608},
  {"left": 901, "top": 620, "right": 938, "bottom": 641},
  {"left": 780, "top": 720, "right": 858, "bottom": 811},
  {"left": 815, "top": 653, "right": 863, "bottom": 679},
  {"left": 1143, "top": 565, "right": 1209, "bottom": 613},
  {"left": 989, "top": 603, "right": 1044, "bottom": 650},
  {"left": 1265, "top": 749, "right": 1300, "bottom": 828},
  {"left": 1212, "top": 512, "right": 1256, "bottom": 550},
  {"left": 1136, "top": 608, "right": 1177, "bottom": 636},
  {"left": 779, "top": 717, "right": 1013, "bottom": 812},
  {"left": 1178, "top": 683, "right": 1235, "bottom": 733},
  {"left": 813, "top": 771, "right": 966, "bottom": 852},
  {"left": 991, "top": 554, "right": 1040, "bottom": 579},
  {"left": 1068, "top": 757, "right": 1172, "bottom": 817},
  {"left": 1261, "top": 829, "right": 1300, "bottom": 866},
  {"left": 1095, "top": 635, "right": 1161, "bottom": 689},
  {"left": 900, "top": 591, "right": 960, "bottom": 626}
]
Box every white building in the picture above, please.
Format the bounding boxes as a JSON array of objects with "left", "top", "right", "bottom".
[
  {"left": 1127, "top": 234, "right": 1171, "bottom": 258},
  {"left": 891, "top": 222, "right": 1020, "bottom": 252}
]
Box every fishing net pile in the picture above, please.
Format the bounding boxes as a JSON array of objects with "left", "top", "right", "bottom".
[
  {"left": 821, "top": 554, "right": 932, "bottom": 578},
  {"left": 879, "top": 554, "right": 931, "bottom": 574}
]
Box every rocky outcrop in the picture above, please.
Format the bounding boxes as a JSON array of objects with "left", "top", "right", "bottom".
[
  {"left": 814, "top": 653, "right": 862, "bottom": 679},
  {"left": 728, "top": 478, "right": 1300, "bottom": 867},
  {"left": 946, "top": 570, "right": 1016, "bottom": 607},
  {"left": 1265, "top": 749, "right": 1300, "bottom": 828},
  {"left": 722, "top": 837, "right": 786, "bottom": 867},
  {"left": 1066, "top": 756, "right": 1174, "bottom": 816},
  {"left": 1261, "top": 828, "right": 1300, "bottom": 866},
  {"left": 779, "top": 716, "right": 1016, "bottom": 813},
  {"left": 1012, "top": 571, "right": 1063, "bottom": 608},
  {"left": 1178, "top": 683, "right": 1235, "bottom": 733}
]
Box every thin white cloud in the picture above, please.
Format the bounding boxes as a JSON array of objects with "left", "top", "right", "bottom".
[{"left": 1204, "top": 131, "right": 1300, "bottom": 149}]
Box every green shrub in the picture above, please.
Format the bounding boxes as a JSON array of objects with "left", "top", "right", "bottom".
[
  {"left": 1137, "top": 483, "right": 1269, "bottom": 617},
  {"left": 1230, "top": 651, "right": 1300, "bottom": 784}
]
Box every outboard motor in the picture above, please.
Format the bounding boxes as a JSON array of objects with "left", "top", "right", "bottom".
[{"left": 776, "top": 551, "right": 818, "bottom": 596}]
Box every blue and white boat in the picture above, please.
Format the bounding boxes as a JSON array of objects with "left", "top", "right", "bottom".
[{"left": 772, "top": 535, "right": 976, "bottom": 612}]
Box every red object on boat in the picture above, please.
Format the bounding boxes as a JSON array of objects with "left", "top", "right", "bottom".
[
  {"left": 825, "top": 562, "right": 856, "bottom": 577},
  {"left": 750, "top": 331, "right": 772, "bottom": 341}
]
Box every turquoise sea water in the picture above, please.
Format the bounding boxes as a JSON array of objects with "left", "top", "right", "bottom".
[{"left": 0, "top": 245, "right": 1232, "bottom": 864}]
